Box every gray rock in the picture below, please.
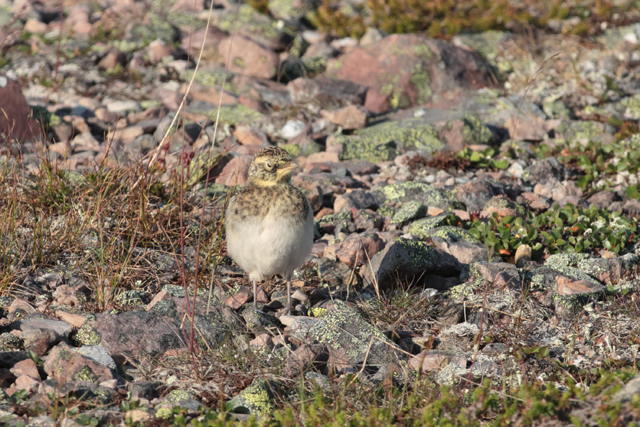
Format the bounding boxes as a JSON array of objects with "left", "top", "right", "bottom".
[
  {"left": 75, "top": 346, "right": 117, "bottom": 373},
  {"left": 289, "top": 316, "right": 322, "bottom": 341},
  {"left": 228, "top": 378, "right": 284, "bottom": 416},
  {"left": 309, "top": 301, "right": 406, "bottom": 372},
  {"left": 362, "top": 237, "right": 463, "bottom": 291}
]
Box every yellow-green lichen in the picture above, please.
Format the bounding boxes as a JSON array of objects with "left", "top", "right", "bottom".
[
  {"left": 409, "top": 65, "right": 432, "bottom": 105},
  {"left": 308, "top": 307, "right": 327, "bottom": 317},
  {"left": 229, "top": 379, "right": 281, "bottom": 415},
  {"left": 462, "top": 113, "right": 494, "bottom": 145},
  {"left": 73, "top": 366, "right": 100, "bottom": 383},
  {"left": 621, "top": 94, "right": 640, "bottom": 119},
  {"left": 412, "top": 43, "right": 432, "bottom": 60},
  {"left": 156, "top": 407, "right": 173, "bottom": 419},
  {"left": 76, "top": 323, "right": 102, "bottom": 346},
  {"left": 408, "top": 214, "right": 456, "bottom": 239},
  {"left": 390, "top": 200, "right": 427, "bottom": 224},
  {"left": 555, "top": 120, "right": 604, "bottom": 143},
  {"left": 378, "top": 181, "right": 434, "bottom": 201}
]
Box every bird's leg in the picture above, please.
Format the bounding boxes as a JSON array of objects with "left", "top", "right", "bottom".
[
  {"left": 283, "top": 279, "right": 292, "bottom": 316},
  {"left": 253, "top": 280, "right": 258, "bottom": 310}
]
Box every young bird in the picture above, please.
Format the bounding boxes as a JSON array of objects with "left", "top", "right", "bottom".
[{"left": 225, "top": 147, "right": 314, "bottom": 315}]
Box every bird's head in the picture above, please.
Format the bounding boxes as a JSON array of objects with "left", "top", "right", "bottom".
[{"left": 248, "top": 147, "right": 297, "bottom": 186}]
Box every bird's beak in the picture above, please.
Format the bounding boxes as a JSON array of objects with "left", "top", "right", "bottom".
[{"left": 279, "top": 163, "right": 298, "bottom": 173}]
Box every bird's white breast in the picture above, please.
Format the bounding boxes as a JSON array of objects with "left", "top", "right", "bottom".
[{"left": 226, "top": 201, "right": 314, "bottom": 282}]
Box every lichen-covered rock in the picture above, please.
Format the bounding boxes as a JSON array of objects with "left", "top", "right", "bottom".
[
  {"left": 362, "top": 237, "right": 463, "bottom": 291},
  {"left": 316, "top": 210, "right": 354, "bottom": 235},
  {"left": 241, "top": 307, "right": 280, "bottom": 335},
  {"left": 421, "top": 226, "right": 488, "bottom": 264},
  {"left": 483, "top": 196, "right": 526, "bottom": 218},
  {"left": 374, "top": 182, "right": 464, "bottom": 211},
  {"left": 43, "top": 342, "right": 113, "bottom": 384},
  {"left": 77, "top": 298, "right": 243, "bottom": 356},
  {"left": 326, "top": 34, "right": 496, "bottom": 114},
  {"left": 315, "top": 257, "right": 355, "bottom": 290},
  {"left": 521, "top": 157, "right": 569, "bottom": 187},
  {"left": 454, "top": 179, "right": 506, "bottom": 212},
  {"left": 309, "top": 301, "right": 406, "bottom": 371},
  {"left": 228, "top": 378, "right": 284, "bottom": 416},
  {"left": 390, "top": 200, "right": 427, "bottom": 225},
  {"left": 577, "top": 254, "right": 640, "bottom": 291},
  {"left": 334, "top": 116, "right": 446, "bottom": 162},
  {"left": 407, "top": 214, "right": 455, "bottom": 239},
  {"left": 554, "top": 120, "right": 613, "bottom": 144},
  {"left": 158, "top": 390, "right": 202, "bottom": 412},
  {"left": 449, "top": 261, "right": 519, "bottom": 299}
]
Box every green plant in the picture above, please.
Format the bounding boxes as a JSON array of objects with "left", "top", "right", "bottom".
[
  {"left": 466, "top": 203, "right": 638, "bottom": 258},
  {"left": 456, "top": 147, "right": 510, "bottom": 171}
]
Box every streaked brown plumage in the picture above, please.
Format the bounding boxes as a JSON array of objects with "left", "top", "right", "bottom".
[{"left": 225, "top": 147, "right": 314, "bottom": 314}]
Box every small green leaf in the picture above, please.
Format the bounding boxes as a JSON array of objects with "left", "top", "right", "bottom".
[{"left": 492, "top": 159, "right": 509, "bottom": 170}]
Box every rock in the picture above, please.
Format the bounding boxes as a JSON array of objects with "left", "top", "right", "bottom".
[
  {"left": 505, "top": 116, "right": 548, "bottom": 141},
  {"left": 105, "top": 100, "right": 142, "bottom": 115},
  {"left": 420, "top": 226, "right": 488, "bottom": 264},
  {"left": 234, "top": 125, "right": 268, "bottom": 146},
  {"left": 335, "top": 117, "right": 445, "bottom": 162},
  {"left": 225, "top": 286, "right": 253, "bottom": 309},
  {"left": 75, "top": 346, "right": 117, "bottom": 375},
  {"left": 362, "top": 237, "right": 463, "bottom": 291},
  {"left": 521, "top": 157, "right": 569, "bottom": 187},
  {"left": 147, "top": 39, "right": 175, "bottom": 62},
  {"left": 289, "top": 316, "right": 321, "bottom": 341},
  {"left": 228, "top": 379, "right": 283, "bottom": 416},
  {"left": 0, "top": 77, "right": 42, "bottom": 142},
  {"left": 611, "top": 375, "right": 640, "bottom": 404},
  {"left": 10, "top": 358, "right": 40, "bottom": 381},
  {"left": 438, "top": 113, "right": 496, "bottom": 149},
  {"left": 287, "top": 76, "right": 367, "bottom": 109},
  {"left": 577, "top": 254, "right": 640, "bottom": 288},
  {"left": 554, "top": 120, "right": 613, "bottom": 144},
  {"left": 24, "top": 18, "right": 47, "bottom": 34},
  {"left": 98, "top": 49, "right": 126, "bottom": 71},
  {"left": 219, "top": 35, "right": 279, "bottom": 79},
  {"left": 309, "top": 301, "right": 406, "bottom": 372},
  {"left": 409, "top": 350, "right": 467, "bottom": 373},
  {"left": 515, "top": 244, "right": 532, "bottom": 267},
  {"left": 330, "top": 232, "right": 386, "bottom": 267},
  {"left": 483, "top": 196, "right": 526, "bottom": 218},
  {"left": 354, "top": 209, "right": 384, "bottom": 231},
  {"left": 15, "top": 318, "right": 73, "bottom": 356},
  {"left": 76, "top": 299, "right": 243, "bottom": 356},
  {"left": 157, "top": 389, "right": 201, "bottom": 411},
  {"left": 43, "top": 342, "right": 114, "bottom": 384},
  {"left": 284, "top": 344, "right": 329, "bottom": 378},
  {"left": 375, "top": 182, "right": 463, "bottom": 212},
  {"left": 333, "top": 189, "right": 379, "bottom": 212},
  {"left": 390, "top": 200, "right": 427, "bottom": 226},
  {"left": 454, "top": 179, "right": 507, "bottom": 212},
  {"left": 214, "top": 154, "right": 251, "bottom": 186},
  {"left": 130, "top": 381, "right": 165, "bottom": 400},
  {"left": 241, "top": 307, "right": 280, "bottom": 335},
  {"left": 280, "top": 119, "right": 307, "bottom": 140},
  {"left": 320, "top": 105, "right": 367, "bottom": 130},
  {"left": 327, "top": 34, "right": 496, "bottom": 114}
]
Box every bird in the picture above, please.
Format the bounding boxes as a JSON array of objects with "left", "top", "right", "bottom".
[{"left": 225, "top": 146, "right": 314, "bottom": 315}]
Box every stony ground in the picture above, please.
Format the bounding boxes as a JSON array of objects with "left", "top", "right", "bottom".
[{"left": 3, "top": 0, "right": 640, "bottom": 426}]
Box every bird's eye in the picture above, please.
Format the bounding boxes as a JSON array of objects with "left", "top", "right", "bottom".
[{"left": 265, "top": 160, "right": 274, "bottom": 170}]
